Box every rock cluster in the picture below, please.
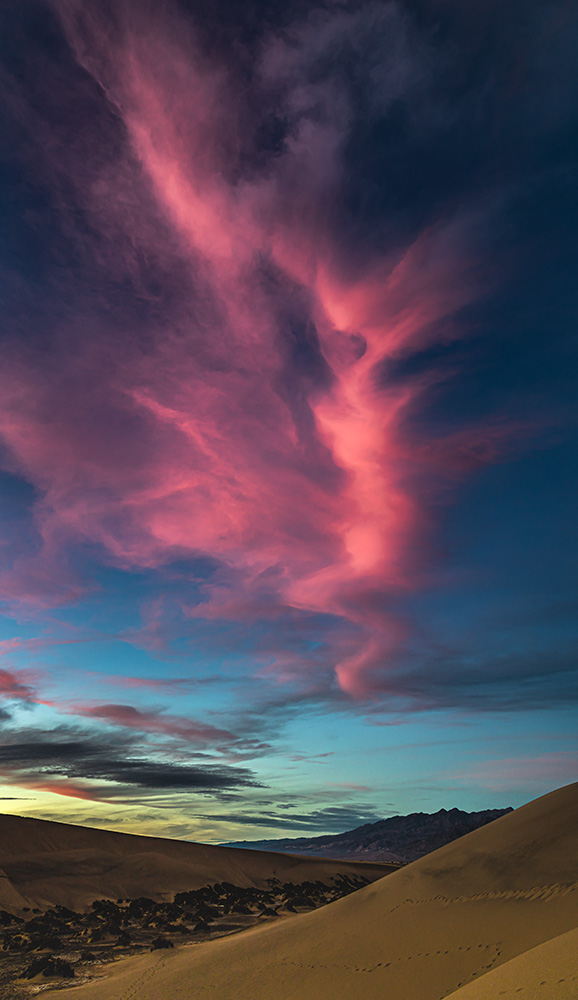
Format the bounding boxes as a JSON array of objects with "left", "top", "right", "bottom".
[{"left": 0, "top": 873, "right": 369, "bottom": 989}]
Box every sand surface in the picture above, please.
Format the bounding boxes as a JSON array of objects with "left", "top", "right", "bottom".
[
  {"left": 44, "top": 782, "right": 578, "bottom": 1000},
  {"left": 443, "top": 926, "right": 578, "bottom": 999},
  {"left": 0, "top": 813, "right": 393, "bottom": 912}
]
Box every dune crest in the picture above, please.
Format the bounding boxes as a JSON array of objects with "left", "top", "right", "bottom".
[{"left": 46, "top": 782, "right": 578, "bottom": 1000}]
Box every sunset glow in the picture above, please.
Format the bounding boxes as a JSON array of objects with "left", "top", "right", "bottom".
[{"left": 0, "top": 0, "right": 576, "bottom": 841}]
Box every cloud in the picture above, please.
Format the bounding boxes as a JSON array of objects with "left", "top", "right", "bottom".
[
  {"left": 0, "top": 0, "right": 574, "bottom": 705},
  {"left": 100, "top": 674, "right": 219, "bottom": 692},
  {"left": 379, "top": 645, "right": 578, "bottom": 713},
  {"left": 211, "top": 803, "right": 385, "bottom": 835},
  {"left": 0, "top": 667, "right": 41, "bottom": 706},
  {"left": 71, "top": 702, "right": 236, "bottom": 747},
  {"left": 58, "top": 696, "right": 274, "bottom": 759},
  {"left": 0, "top": 725, "right": 261, "bottom": 800}
]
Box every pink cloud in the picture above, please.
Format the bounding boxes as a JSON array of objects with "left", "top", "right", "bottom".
[
  {"left": 69, "top": 702, "right": 235, "bottom": 748},
  {"left": 0, "top": 666, "right": 45, "bottom": 706},
  {"left": 0, "top": 1, "right": 529, "bottom": 697},
  {"left": 26, "top": 780, "right": 103, "bottom": 802},
  {"left": 0, "top": 769, "right": 105, "bottom": 802}
]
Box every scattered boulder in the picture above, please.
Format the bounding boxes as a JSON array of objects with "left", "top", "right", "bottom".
[
  {"left": 3, "top": 933, "right": 29, "bottom": 951},
  {"left": 151, "top": 936, "right": 174, "bottom": 950},
  {"left": 23, "top": 955, "right": 75, "bottom": 979},
  {"left": 29, "top": 933, "right": 64, "bottom": 952},
  {"left": 5, "top": 871, "right": 371, "bottom": 981}
]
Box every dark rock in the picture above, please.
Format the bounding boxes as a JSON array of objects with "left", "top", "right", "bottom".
[
  {"left": 29, "top": 934, "right": 64, "bottom": 952},
  {"left": 24, "top": 955, "right": 75, "bottom": 979},
  {"left": 151, "top": 936, "right": 174, "bottom": 950},
  {"left": 3, "top": 933, "right": 29, "bottom": 951}
]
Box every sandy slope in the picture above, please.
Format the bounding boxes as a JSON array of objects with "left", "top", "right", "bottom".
[
  {"left": 443, "top": 926, "right": 578, "bottom": 999},
  {"left": 47, "top": 782, "right": 578, "bottom": 1000},
  {"left": 0, "top": 813, "right": 393, "bottom": 913}
]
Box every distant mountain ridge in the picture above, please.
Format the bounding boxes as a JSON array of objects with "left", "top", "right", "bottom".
[{"left": 223, "top": 806, "right": 513, "bottom": 863}]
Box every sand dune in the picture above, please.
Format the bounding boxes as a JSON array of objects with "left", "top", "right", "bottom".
[
  {"left": 444, "top": 926, "right": 578, "bottom": 999},
  {"left": 46, "top": 782, "right": 578, "bottom": 1000},
  {"left": 0, "top": 813, "right": 393, "bottom": 913}
]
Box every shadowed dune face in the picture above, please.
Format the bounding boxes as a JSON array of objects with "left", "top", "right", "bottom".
[
  {"left": 0, "top": 813, "right": 393, "bottom": 913},
  {"left": 46, "top": 783, "right": 578, "bottom": 1000}
]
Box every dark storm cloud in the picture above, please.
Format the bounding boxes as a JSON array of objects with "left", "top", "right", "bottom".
[{"left": 0, "top": 726, "right": 261, "bottom": 796}]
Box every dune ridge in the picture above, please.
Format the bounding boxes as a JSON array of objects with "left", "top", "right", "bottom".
[
  {"left": 46, "top": 782, "right": 578, "bottom": 1000},
  {"left": 0, "top": 812, "right": 393, "bottom": 913}
]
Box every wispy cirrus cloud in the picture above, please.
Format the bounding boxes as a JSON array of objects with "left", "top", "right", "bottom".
[
  {"left": 98, "top": 674, "right": 222, "bottom": 692},
  {"left": 213, "top": 803, "right": 385, "bottom": 835},
  {"left": 0, "top": 0, "right": 575, "bottom": 728},
  {"left": 69, "top": 701, "right": 241, "bottom": 749}
]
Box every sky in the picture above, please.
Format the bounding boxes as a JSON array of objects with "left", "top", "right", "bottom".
[{"left": 0, "top": 0, "right": 576, "bottom": 844}]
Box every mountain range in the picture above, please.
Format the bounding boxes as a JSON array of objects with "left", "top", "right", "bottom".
[{"left": 223, "top": 806, "right": 513, "bottom": 863}]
